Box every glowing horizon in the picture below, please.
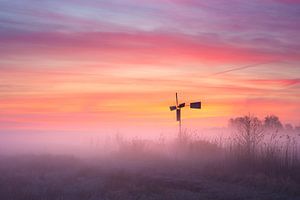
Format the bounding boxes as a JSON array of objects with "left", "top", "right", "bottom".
[{"left": 0, "top": 0, "right": 300, "bottom": 133}]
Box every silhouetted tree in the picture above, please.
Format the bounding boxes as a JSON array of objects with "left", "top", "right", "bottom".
[
  {"left": 264, "top": 115, "right": 283, "bottom": 133},
  {"left": 285, "top": 123, "right": 294, "bottom": 132},
  {"left": 229, "top": 115, "right": 264, "bottom": 156}
]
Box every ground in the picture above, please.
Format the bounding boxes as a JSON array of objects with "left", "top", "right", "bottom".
[{"left": 0, "top": 155, "right": 299, "bottom": 200}]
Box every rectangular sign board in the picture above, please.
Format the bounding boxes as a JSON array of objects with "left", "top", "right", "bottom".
[
  {"left": 179, "top": 103, "right": 185, "bottom": 108},
  {"left": 169, "top": 106, "right": 177, "bottom": 111},
  {"left": 190, "top": 102, "right": 201, "bottom": 109}
]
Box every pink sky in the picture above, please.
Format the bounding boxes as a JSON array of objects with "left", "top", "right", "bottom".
[{"left": 0, "top": 0, "right": 300, "bottom": 135}]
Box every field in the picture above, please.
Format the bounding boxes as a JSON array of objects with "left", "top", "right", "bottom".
[{"left": 0, "top": 128, "right": 300, "bottom": 200}]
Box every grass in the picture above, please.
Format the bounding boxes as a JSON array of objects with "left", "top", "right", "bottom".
[
  {"left": 0, "top": 130, "right": 299, "bottom": 199},
  {"left": 112, "top": 129, "right": 300, "bottom": 194}
]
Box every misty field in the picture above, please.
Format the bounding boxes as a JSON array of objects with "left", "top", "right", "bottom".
[
  {"left": 0, "top": 153, "right": 299, "bottom": 200},
  {"left": 1, "top": 116, "right": 300, "bottom": 200}
]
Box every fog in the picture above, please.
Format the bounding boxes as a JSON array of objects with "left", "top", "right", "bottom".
[
  {"left": 1, "top": 118, "right": 300, "bottom": 199},
  {"left": 1, "top": 125, "right": 299, "bottom": 158},
  {"left": 0, "top": 127, "right": 228, "bottom": 157}
]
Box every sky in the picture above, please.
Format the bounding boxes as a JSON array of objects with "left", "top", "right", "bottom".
[{"left": 0, "top": 0, "right": 300, "bottom": 135}]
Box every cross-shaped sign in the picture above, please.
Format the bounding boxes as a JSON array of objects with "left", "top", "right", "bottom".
[{"left": 169, "top": 93, "right": 201, "bottom": 139}]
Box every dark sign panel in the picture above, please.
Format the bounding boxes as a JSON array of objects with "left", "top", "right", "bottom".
[
  {"left": 169, "top": 106, "right": 177, "bottom": 111},
  {"left": 176, "top": 109, "right": 181, "bottom": 121},
  {"left": 178, "top": 103, "right": 185, "bottom": 108},
  {"left": 190, "top": 102, "right": 201, "bottom": 109}
]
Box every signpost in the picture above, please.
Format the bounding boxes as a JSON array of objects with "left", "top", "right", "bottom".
[{"left": 169, "top": 93, "right": 201, "bottom": 139}]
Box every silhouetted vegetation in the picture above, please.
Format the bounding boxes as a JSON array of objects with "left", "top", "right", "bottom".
[
  {"left": 229, "top": 114, "right": 264, "bottom": 157},
  {"left": 0, "top": 114, "right": 299, "bottom": 199},
  {"left": 264, "top": 115, "right": 283, "bottom": 133}
]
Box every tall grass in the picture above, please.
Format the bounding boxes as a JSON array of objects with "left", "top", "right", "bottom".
[{"left": 112, "top": 129, "right": 300, "bottom": 188}]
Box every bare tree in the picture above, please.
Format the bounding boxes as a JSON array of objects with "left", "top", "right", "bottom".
[
  {"left": 229, "top": 114, "right": 264, "bottom": 155},
  {"left": 285, "top": 123, "right": 294, "bottom": 132},
  {"left": 264, "top": 115, "right": 283, "bottom": 133}
]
